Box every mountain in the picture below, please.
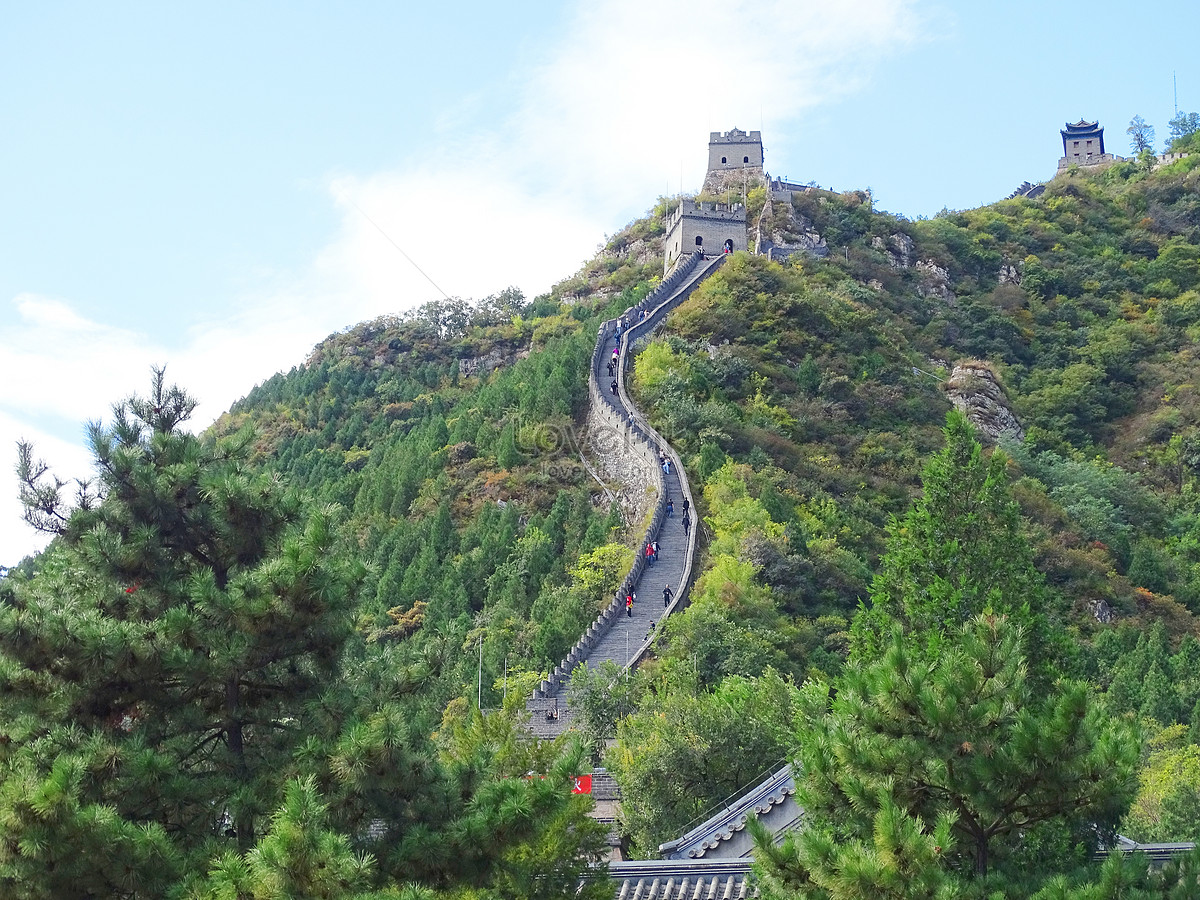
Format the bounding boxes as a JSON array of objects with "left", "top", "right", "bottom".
[{"left": 6, "top": 139, "right": 1200, "bottom": 894}]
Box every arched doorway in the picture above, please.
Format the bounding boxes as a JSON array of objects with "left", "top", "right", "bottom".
[
  {"left": 695, "top": 235, "right": 704, "bottom": 252},
  {"left": 723, "top": 239, "right": 734, "bottom": 253}
]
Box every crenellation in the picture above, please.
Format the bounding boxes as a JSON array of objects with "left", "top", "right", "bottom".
[
  {"left": 705, "top": 127, "right": 764, "bottom": 180},
  {"left": 662, "top": 200, "right": 747, "bottom": 274}
]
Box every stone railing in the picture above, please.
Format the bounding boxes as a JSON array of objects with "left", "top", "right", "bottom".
[{"left": 532, "top": 251, "right": 726, "bottom": 699}]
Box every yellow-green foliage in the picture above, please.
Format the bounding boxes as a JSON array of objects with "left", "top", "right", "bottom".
[
  {"left": 689, "top": 554, "right": 773, "bottom": 611},
  {"left": 632, "top": 341, "right": 691, "bottom": 395},
  {"left": 703, "top": 461, "right": 786, "bottom": 557},
  {"left": 570, "top": 542, "right": 634, "bottom": 606},
  {"left": 1124, "top": 723, "right": 1200, "bottom": 839}
]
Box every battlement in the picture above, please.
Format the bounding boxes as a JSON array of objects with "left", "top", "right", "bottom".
[
  {"left": 709, "top": 127, "right": 762, "bottom": 145},
  {"left": 707, "top": 127, "right": 764, "bottom": 172},
  {"left": 664, "top": 200, "right": 747, "bottom": 274},
  {"left": 767, "top": 175, "right": 811, "bottom": 200},
  {"left": 667, "top": 200, "right": 747, "bottom": 228}
]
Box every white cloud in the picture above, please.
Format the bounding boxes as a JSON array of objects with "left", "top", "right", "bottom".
[
  {"left": 0, "top": 293, "right": 160, "bottom": 425},
  {"left": 319, "top": 0, "right": 925, "bottom": 313},
  {"left": 0, "top": 0, "right": 924, "bottom": 564},
  {"left": 509, "top": 0, "right": 923, "bottom": 200}
]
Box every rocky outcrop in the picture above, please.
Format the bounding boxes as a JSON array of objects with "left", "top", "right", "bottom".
[
  {"left": 871, "top": 232, "right": 915, "bottom": 270},
  {"left": 457, "top": 347, "right": 530, "bottom": 377},
  {"left": 916, "top": 259, "right": 956, "bottom": 305},
  {"left": 945, "top": 362, "right": 1024, "bottom": 442},
  {"left": 1090, "top": 598, "right": 1115, "bottom": 624},
  {"left": 756, "top": 194, "right": 829, "bottom": 261},
  {"left": 998, "top": 261, "right": 1022, "bottom": 285},
  {"left": 600, "top": 237, "right": 658, "bottom": 269},
  {"left": 702, "top": 167, "right": 766, "bottom": 196}
]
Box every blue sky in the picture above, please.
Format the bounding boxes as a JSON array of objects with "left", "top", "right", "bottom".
[{"left": 2, "top": 0, "right": 1198, "bottom": 562}]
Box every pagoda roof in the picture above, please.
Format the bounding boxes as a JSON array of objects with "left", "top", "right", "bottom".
[{"left": 1062, "top": 119, "right": 1103, "bottom": 135}]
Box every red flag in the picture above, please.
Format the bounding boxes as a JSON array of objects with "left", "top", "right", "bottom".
[{"left": 571, "top": 775, "right": 592, "bottom": 795}]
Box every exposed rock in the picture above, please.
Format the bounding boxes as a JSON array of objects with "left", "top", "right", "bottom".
[
  {"left": 998, "top": 261, "right": 1022, "bottom": 285},
  {"left": 601, "top": 237, "right": 657, "bottom": 268},
  {"left": 872, "top": 233, "right": 915, "bottom": 270},
  {"left": 916, "top": 259, "right": 956, "bottom": 305},
  {"left": 867, "top": 279, "right": 883, "bottom": 291},
  {"left": 447, "top": 442, "right": 476, "bottom": 464},
  {"left": 702, "top": 167, "right": 766, "bottom": 196},
  {"left": 756, "top": 194, "right": 829, "bottom": 261},
  {"left": 458, "top": 347, "right": 530, "bottom": 377},
  {"left": 945, "top": 362, "right": 1024, "bottom": 442},
  {"left": 1090, "top": 598, "right": 1115, "bottom": 624}
]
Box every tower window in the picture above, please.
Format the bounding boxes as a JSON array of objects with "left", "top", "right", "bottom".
[
  {"left": 721, "top": 156, "right": 727, "bottom": 164},
  {"left": 743, "top": 156, "right": 749, "bottom": 163}
]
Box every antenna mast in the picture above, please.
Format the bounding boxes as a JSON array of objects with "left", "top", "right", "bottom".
[{"left": 1175, "top": 71, "right": 1179, "bottom": 117}]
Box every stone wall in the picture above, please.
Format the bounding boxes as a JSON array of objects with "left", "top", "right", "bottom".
[
  {"left": 1057, "top": 152, "right": 1118, "bottom": 171},
  {"left": 707, "top": 128, "right": 763, "bottom": 172},
  {"left": 532, "top": 253, "right": 719, "bottom": 699},
  {"left": 663, "top": 202, "right": 747, "bottom": 274}
]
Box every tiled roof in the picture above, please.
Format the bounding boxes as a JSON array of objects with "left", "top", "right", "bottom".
[
  {"left": 609, "top": 859, "right": 755, "bottom": 899},
  {"left": 659, "top": 766, "right": 798, "bottom": 860}
]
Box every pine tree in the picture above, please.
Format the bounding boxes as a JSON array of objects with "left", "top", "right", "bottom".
[
  {"left": 3, "top": 370, "right": 361, "bottom": 896},
  {"left": 853, "top": 410, "right": 1048, "bottom": 663},
  {"left": 754, "top": 616, "right": 1139, "bottom": 894}
]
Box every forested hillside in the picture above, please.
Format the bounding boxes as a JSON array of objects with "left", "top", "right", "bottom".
[{"left": 7, "top": 142, "right": 1200, "bottom": 896}]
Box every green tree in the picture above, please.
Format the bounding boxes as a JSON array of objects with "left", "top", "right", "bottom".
[
  {"left": 188, "top": 776, "right": 374, "bottom": 900},
  {"left": 1128, "top": 115, "right": 1156, "bottom": 154},
  {"left": 608, "top": 670, "right": 799, "bottom": 856},
  {"left": 567, "top": 660, "right": 646, "bottom": 755},
  {"left": 432, "top": 697, "right": 610, "bottom": 900},
  {"left": 853, "top": 411, "right": 1046, "bottom": 661},
  {"left": 1167, "top": 111, "right": 1200, "bottom": 150},
  {"left": 3, "top": 370, "right": 362, "bottom": 895},
  {"left": 1124, "top": 725, "right": 1200, "bottom": 841},
  {"left": 754, "top": 616, "right": 1139, "bottom": 895}
]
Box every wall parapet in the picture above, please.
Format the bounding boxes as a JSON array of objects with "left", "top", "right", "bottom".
[{"left": 531, "top": 251, "right": 723, "bottom": 700}]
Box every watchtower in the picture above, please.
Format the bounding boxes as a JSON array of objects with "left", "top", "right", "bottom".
[
  {"left": 1058, "top": 120, "right": 1113, "bottom": 169},
  {"left": 663, "top": 201, "right": 747, "bottom": 274},
  {"left": 707, "top": 128, "right": 763, "bottom": 173}
]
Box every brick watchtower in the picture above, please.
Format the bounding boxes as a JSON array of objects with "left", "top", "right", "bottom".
[
  {"left": 663, "top": 201, "right": 747, "bottom": 274},
  {"left": 707, "top": 128, "right": 764, "bottom": 172},
  {"left": 1058, "top": 120, "right": 1115, "bottom": 170}
]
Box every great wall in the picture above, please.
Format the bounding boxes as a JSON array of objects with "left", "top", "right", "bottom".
[{"left": 526, "top": 125, "right": 1194, "bottom": 899}]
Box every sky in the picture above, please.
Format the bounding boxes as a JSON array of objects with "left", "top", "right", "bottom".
[{"left": 2, "top": 0, "right": 1198, "bottom": 563}]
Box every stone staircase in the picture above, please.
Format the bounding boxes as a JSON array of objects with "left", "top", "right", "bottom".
[{"left": 526, "top": 251, "right": 727, "bottom": 739}]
